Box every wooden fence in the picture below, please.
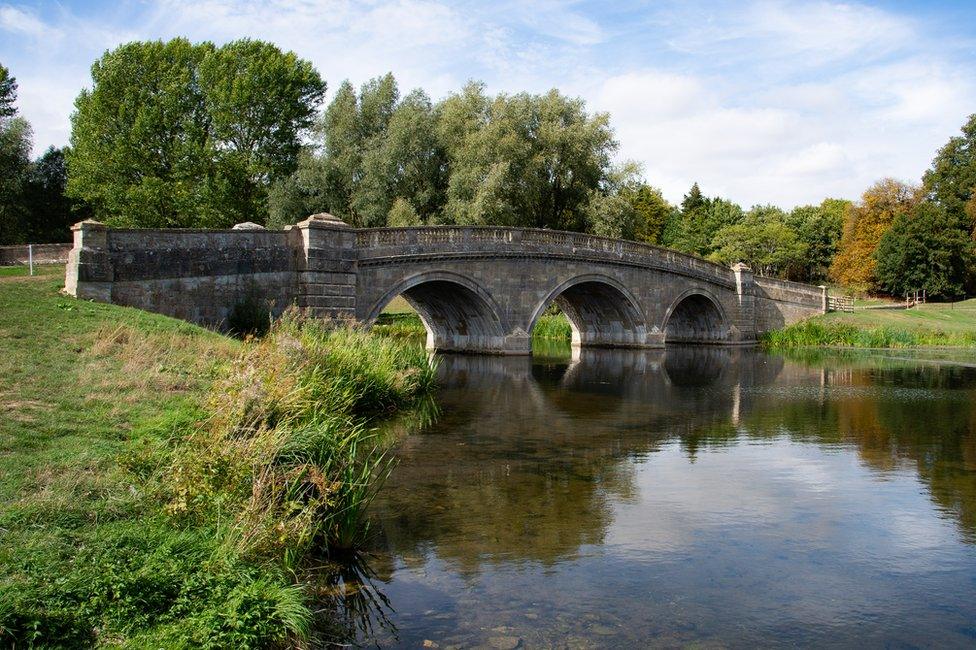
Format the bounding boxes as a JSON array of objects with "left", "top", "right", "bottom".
[{"left": 827, "top": 295, "right": 854, "bottom": 313}]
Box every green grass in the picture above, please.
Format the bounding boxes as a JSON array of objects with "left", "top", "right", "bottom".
[
  {"left": 0, "top": 264, "right": 63, "bottom": 278},
  {"left": 763, "top": 302, "right": 976, "bottom": 348},
  {"left": 0, "top": 274, "right": 435, "bottom": 646},
  {"left": 532, "top": 312, "right": 573, "bottom": 339}
]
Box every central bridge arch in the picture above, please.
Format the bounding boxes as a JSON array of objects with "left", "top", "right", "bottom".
[{"left": 529, "top": 275, "right": 648, "bottom": 348}]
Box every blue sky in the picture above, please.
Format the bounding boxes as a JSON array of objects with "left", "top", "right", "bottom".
[{"left": 1, "top": 0, "right": 974, "bottom": 207}]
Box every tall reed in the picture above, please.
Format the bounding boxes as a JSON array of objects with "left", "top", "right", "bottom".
[{"left": 165, "top": 309, "right": 437, "bottom": 569}]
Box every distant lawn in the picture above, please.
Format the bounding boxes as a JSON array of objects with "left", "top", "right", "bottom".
[
  {"left": 829, "top": 301, "right": 976, "bottom": 334},
  {"left": 853, "top": 295, "right": 901, "bottom": 308},
  {"left": 0, "top": 264, "right": 63, "bottom": 278},
  {"left": 382, "top": 294, "right": 416, "bottom": 313}
]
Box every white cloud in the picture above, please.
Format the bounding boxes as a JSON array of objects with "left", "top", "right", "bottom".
[
  {"left": 1, "top": 0, "right": 974, "bottom": 208},
  {"left": 0, "top": 5, "right": 60, "bottom": 39}
]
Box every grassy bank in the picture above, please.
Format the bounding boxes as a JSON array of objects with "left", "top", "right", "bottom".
[
  {"left": 0, "top": 272, "right": 434, "bottom": 646},
  {"left": 763, "top": 300, "right": 976, "bottom": 348}
]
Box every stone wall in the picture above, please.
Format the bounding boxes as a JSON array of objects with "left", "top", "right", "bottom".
[
  {"left": 0, "top": 243, "right": 71, "bottom": 266},
  {"left": 64, "top": 215, "right": 828, "bottom": 349},
  {"left": 753, "top": 276, "right": 827, "bottom": 333}
]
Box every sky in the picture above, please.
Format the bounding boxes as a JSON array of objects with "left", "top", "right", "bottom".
[{"left": 1, "top": 0, "right": 975, "bottom": 208}]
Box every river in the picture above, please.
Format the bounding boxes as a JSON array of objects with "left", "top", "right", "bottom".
[{"left": 346, "top": 345, "right": 976, "bottom": 648}]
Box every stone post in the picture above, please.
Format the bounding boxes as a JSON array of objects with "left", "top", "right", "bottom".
[
  {"left": 288, "top": 213, "right": 357, "bottom": 320},
  {"left": 819, "top": 285, "right": 828, "bottom": 314},
  {"left": 64, "top": 220, "right": 112, "bottom": 302},
  {"left": 731, "top": 262, "right": 756, "bottom": 342}
]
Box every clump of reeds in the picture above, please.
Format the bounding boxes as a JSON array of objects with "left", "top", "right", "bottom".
[
  {"left": 371, "top": 312, "right": 427, "bottom": 339},
  {"left": 164, "top": 309, "right": 437, "bottom": 568},
  {"left": 533, "top": 311, "right": 573, "bottom": 339}
]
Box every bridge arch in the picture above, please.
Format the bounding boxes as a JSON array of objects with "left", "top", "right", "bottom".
[
  {"left": 663, "top": 288, "right": 730, "bottom": 344},
  {"left": 364, "top": 271, "right": 508, "bottom": 353},
  {"left": 529, "top": 274, "right": 648, "bottom": 348}
]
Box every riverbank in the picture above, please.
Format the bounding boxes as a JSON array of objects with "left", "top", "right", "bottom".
[
  {"left": 0, "top": 269, "right": 434, "bottom": 646},
  {"left": 763, "top": 300, "right": 976, "bottom": 348}
]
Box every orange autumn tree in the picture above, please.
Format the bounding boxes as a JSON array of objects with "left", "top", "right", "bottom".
[{"left": 829, "top": 178, "right": 921, "bottom": 292}]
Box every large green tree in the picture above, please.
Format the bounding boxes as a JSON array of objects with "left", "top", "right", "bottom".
[
  {"left": 355, "top": 88, "right": 447, "bottom": 226},
  {"left": 0, "top": 63, "right": 17, "bottom": 119},
  {"left": 924, "top": 114, "right": 976, "bottom": 235},
  {"left": 287, "top": 74, "right": 404, "bottom": 227},
  {"left": 625, "top": 183, "right": 674, "bottom": 245},
  {"left": 786, "top": 198, "right": 847, "bottom": 282},
  {"left": 0, "top": 63, "right": 32, "bottom": 244},
  {"left": 709, "top": 206, "right": 806, "bottom": 277},
  {"left": 441, "top": 84, "right": 616, "bottom": 231},
  {"left": 23, "top": 147, "right": 90, "bottom": 243},
  {"left": 198, "top": 39, "right": 325, "bottom": 223},
  {"left": 661, "top": 183, "right": 743, "bottom": 256},
  {"left": 874, "top": 201, "right": 973, "bottom": 299},
  {"left": 67, "top": 38, "right": 324, "bottom": 228}
]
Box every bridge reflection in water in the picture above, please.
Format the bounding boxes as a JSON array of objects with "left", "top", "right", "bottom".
[{"left": 316, "top": 347, "right": 976, "bottom": 648}]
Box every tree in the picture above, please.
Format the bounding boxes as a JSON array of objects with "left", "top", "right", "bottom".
[
  {"left": 67, "top": 38, "right": 323, "bottom": 228},
  {"left": 709, "top": 207, "right": 806, "bottom": 277},
  {"left": 0, "top": 63, "right": 17, "bottom": 119},
  {"left": 387, "top": 197, "right": 421, "bottom": 227},
  {"left": 924, "top": 114, "right": 976, "bottom": 234},
  {"left": 830, "top": 179, "right": 920, "bottom": 292},
  {"left": 625, "top": 183, "right": 674, "bottom": 244},
  {"left": 0, "top": 62, "right": 31, "bottom": 244},
  {"left": 662, "top": 183, "right": 743, "bottom": 256},
  {"left": 0, "top": 117, "right": 31, "bottom": 244},
  {"left": 355, "top": 89, "right": 447, "bottom": 227},
  {"left": 302, "top": 74, "right": 403, "bottom": 227},
  {"left": 875, "top": 201, "right": 973, "bottom": 299},
  {"left": 586, "top": 191, "right": 637, "bottom": 240},
  {"left": 198, "top": 39, "right": 325, "bottom": 223},
  {"left": 664, "top": 183, "right": 708, "bottom": 253},
  {"left": 266, "top": 148, "right": 330, "bottom": 228},
  {"left": 67, "top": 39, "right": 212, "bottom": 228},
  {"left": 442, "top": 87, "right": 616, "bottom": 231},
  {"left": 786, "top": 198, "right": 847, "bottom": 282},
  {"left": 23, "top": 147, "right": 89, "bottom": 243}
]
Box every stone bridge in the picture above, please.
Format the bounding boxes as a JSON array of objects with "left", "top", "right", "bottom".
[{"left": 65, "top": 213, "right": 828, "bottom": 354}]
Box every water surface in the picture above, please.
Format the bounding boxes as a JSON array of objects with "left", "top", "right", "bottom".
[{"left": 353, "top": 347, "right": 976, "bottom": 648}]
